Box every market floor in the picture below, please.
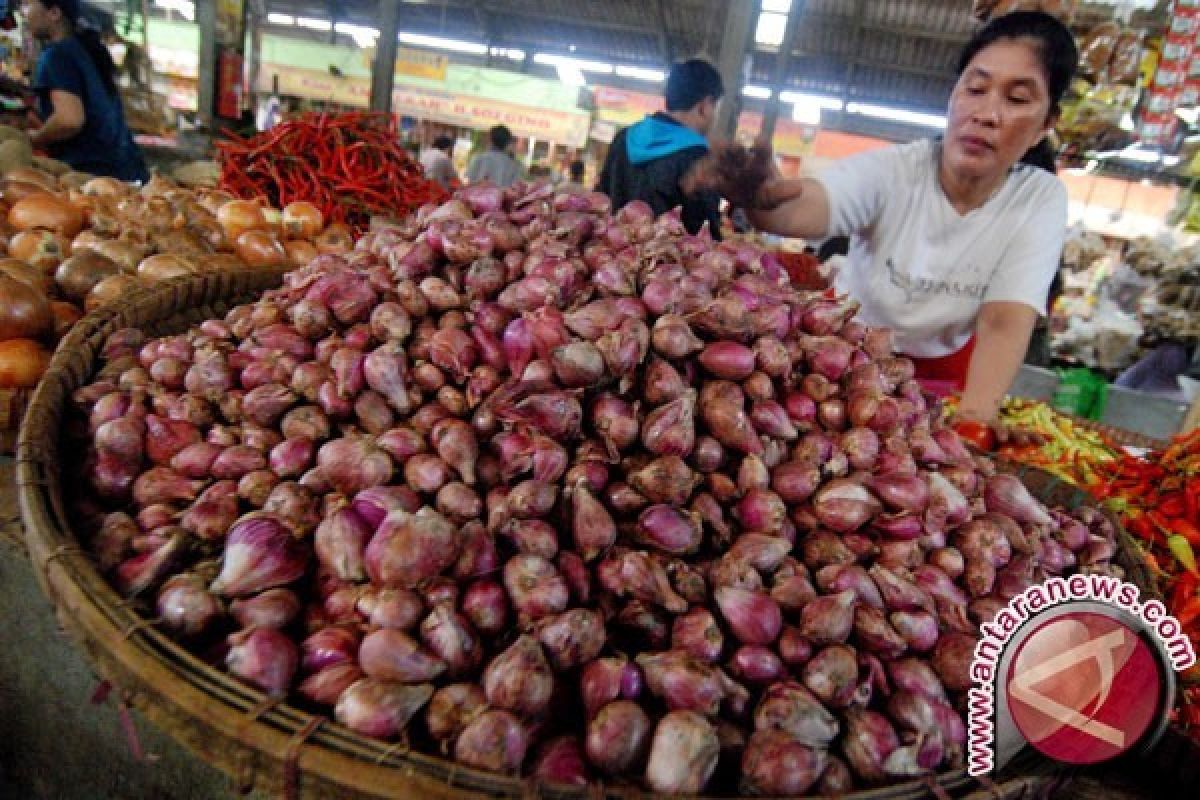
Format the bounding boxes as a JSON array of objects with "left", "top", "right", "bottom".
[{"left": 0, "top": 459, "right": 1174, "bottom": 799}]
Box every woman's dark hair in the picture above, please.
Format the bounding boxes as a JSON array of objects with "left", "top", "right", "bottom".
[
  {"left": 40, "top": 0, "right": 118, "bottom": 96},
  {"left": 489, "top": 125, "right": 514, "bottom": 150},
  {"left": 957, "top": 11, "right": 1078, "bottom": 111},
  {"left": 665, "top": 59, "right": 724, "bottom": 112},
  {"left": 432, "top": 134, "right": 454, "bottom": 151},
  {"left": 569, "top": 159, "right": 585, "bottom": 181},
  {"left": 1020, "top": 137, "right": 1058, "bottom": 172}
]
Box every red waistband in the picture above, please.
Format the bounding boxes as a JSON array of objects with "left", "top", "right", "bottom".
[{"left": 909, "top": 336, "right": 976, "bottom": 393}]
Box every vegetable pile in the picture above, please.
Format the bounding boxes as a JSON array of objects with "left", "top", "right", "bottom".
[
  {"left": 0, "top": 164, "right": 342, "bottom": 391},
  {"left": 216, "top": 112, "right": 449, "bottom": 235},
  {"left": 945, "top": 397, "right": 1121, "bottom": 487},
  {"left": 69, "top": 182, "right": 1125, "bottom": 794},
  {"left": 1092, "top": 431, "right": 1200, "bottom": 683}
]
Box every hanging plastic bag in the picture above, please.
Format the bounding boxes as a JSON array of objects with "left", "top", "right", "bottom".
[{"left": 1053, "top": 368, "right": 1109, "bottom": 420}]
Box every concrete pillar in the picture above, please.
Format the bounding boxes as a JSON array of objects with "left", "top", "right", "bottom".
[
  {"left": 713, "top": 0, "right": 756, "bottom": 139},
  {"left": 761, "top": 1, "right": 805, "bottom": 141},
  {"left": 195, "top": 0, "right": 217, "bottom": 130},
  {"left": 370, "top": 0, "right": 402, "bottom": 114}
]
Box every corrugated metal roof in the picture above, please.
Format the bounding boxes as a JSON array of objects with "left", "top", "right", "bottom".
[{"left": 133, "top": 0, "right": 1170, "bottom": 130}]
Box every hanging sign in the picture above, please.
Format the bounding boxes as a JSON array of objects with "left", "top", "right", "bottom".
[
  {"left": 215, "top": 0, "right": 245, "bottom": 48},
  {"left": 363, "top": 47, "right": 450, "bottom": 82},
  {"left": 391, "top": 87, "right": 591, "bottom": 147}
]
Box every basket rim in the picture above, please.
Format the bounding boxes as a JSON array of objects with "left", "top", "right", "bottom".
[{"left": 17, "top": 271, "right": 1069, "bottom": 800}]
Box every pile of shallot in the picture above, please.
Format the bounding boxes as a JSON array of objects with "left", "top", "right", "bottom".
[{"left": 68, "top": 181, "right": 1123, "bottom": 795}]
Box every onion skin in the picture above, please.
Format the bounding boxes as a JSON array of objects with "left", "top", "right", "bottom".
[
  {"left": 210, "top": 514, "right": 308, "bottom": 597},
  {"left": 157, "top": 573, "right": 221, "bottom": 638},
  {"left": 715, "top": 587, "right": 782, "bottom": 646},
  {"left": 645, "top": 711, "right": 719, "bottom": 795},
  {"left": 0, "top": 337, "right": 51, "bottom": 389},
  {"left": 226, "top": 626, "right": 299, "bottom": 697},
  {"left": 454, "top": 710, "right": 529, "bottom": 774},
  {"left": 753, "top": 681, "right": 839, "bottom": 747},
  {"left": 426, "top": 682, "right": 487, "bottom": 743},
  {"left": 586, "top": 701, "right": 652, "bottom": 776},
  {"left": 335, "top": 679, "right": 434, "bottom": 740},
  {"left": 359, "top": 628, "right": 447, "bottom": 683},
  {"left": 672, "top": 608, "right": 725, "bottom": 664},
  {"left": 364, "top": 508, "right": 460, "bottom": 589},
  {"left": 483, "top": 634, "right": 554, "bottom": 716},
  {"left": 842, "top": 709, "right": 901, "bottom": 786},
  {"left": 230, "top": 588, "right": 302, "bottom": 630},
  {"left": 741, "top": 730, "right": 827, "bottom": 796}
]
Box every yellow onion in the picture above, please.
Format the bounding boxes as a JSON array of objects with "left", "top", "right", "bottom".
[
  {"left": 235, "top": 229, "right": 287, "bottom": 269},
  {"left": 283, "top": 239, "right": 318, "bottom": 268},
  {"left": 137, "top": 253, "right": 194, "bottom": 283},
  {"left": 217, "top": 199, "right": 267, "bottom": 242},
  {"left": 0, "top": 256, "right": 54, "bottom": 295},
  {"left": 71, "top": 229, "right": 107, "bottom": 255},
  {"left": 10, "top": 229, "right": 70, "bottom": 271},
  {"left": 196, "top": 189, "right": 234, "bottom": 217},
  {"left": 0, "top": 338, "right": 50, "bottom": 388},
  {"left": 140, "top": 173, "right": 177, "bottom": 198},
  {"left": 283, "top": 201, "right": 323, "bottom": 239},
  {"left": 0, "top": 273, "right": 52, "bottom": 340},
  {"left": 315, "top": 222, "right": 353, "bottom": 255},
  {"left": 55, "top": 250, "right": 119, "bottom": 304},
  {"left": 8, "top": 192, "right": 84, "bottom": 237},
  {"left": 48, "top": 300, "right": 81, "bottom": 340},
  {"left": 91, "top": 238, "right": 145, "bottom": 273},
  {"left": 86, "top": 274, "right": 141, "bottom": 311},
  {"left": 5, "top": 166, "right": 58, "bottom": 191}
]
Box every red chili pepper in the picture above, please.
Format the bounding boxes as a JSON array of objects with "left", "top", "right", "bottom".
[
  {"left": 1171, "top": 518, "right": 1200, "bottom": 547},
  {"left": 1175, "top": 595, "right": 1200, "bottom": 630},
  {"left": 1170, "top": 571, "right": 1198, "bottom": 612},
  {"left": 215, "top": 111, "right": 446, "bottom": 233},
  {"left": 1127, "top": 513, "right": 1161, "bottom": 545},
  {"left": 1160, "top": 493, "right": 1187, "bottom": 517}
]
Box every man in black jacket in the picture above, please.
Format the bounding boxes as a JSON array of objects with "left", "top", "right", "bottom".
[{"left": 596, "top": 59, "right": 724, "bottom": 239}]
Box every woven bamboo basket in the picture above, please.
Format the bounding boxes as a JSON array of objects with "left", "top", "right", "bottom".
[
  {"left": 19, "top": 271, "right": 1137, "bottom": 800},
  {"left": 1066, "top": 415, "right": 1169, "bottom": 453},
  {"left": 0, "top": 386, "right": 31, "bottom": 454}
]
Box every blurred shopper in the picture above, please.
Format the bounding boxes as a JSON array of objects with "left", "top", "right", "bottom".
[
  {"left": 22, "top": 0, "right": 148, "bottom": 181},
  {"left": 420, "top": 134, "right": 459, "bottom": 190},
  {"left": 562, "top": 158, "right": 587, "bottom": 192},
  {"left": 596, "top": 58, "right": 724, "bottom": 238},
  {"left": 466, "top": 125, "right": 523, "bottom": 187}
]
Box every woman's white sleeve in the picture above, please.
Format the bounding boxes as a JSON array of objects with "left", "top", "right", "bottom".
[
  {"left": 982, "top": 181, "right": 1068, "bottom": 314},
  {"left": 814, "top": 147, "right": 896, "bottom": 237}
]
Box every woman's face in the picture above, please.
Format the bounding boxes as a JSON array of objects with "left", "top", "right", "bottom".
[
  {"left": 944, "top": 38, "right": 1054, "bottom": 182},
  {"left": 21, "top": 0, "right": 56, "bottom": 39}
]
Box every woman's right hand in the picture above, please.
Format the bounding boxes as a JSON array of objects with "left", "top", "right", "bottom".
[{"left": 682, "top": 138, "right": 807, "bottom": 210}]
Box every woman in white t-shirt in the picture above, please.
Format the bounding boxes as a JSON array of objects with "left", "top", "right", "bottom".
[{"left": 747, "top": 12, "right": 1079, "bottom": 431}]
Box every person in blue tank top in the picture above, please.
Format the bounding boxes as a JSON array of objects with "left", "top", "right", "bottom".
[{"left": 21, "top": 0, "right": 149, "bottom": 182}]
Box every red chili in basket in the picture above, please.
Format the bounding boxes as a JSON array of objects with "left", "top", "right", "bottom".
[{"left": 215, "top": 112, "right": 448, "bottom": 234}]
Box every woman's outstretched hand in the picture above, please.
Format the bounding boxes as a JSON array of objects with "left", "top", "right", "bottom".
[{"left": 682, "top": 138, "right": 807, "bottom": 210}]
